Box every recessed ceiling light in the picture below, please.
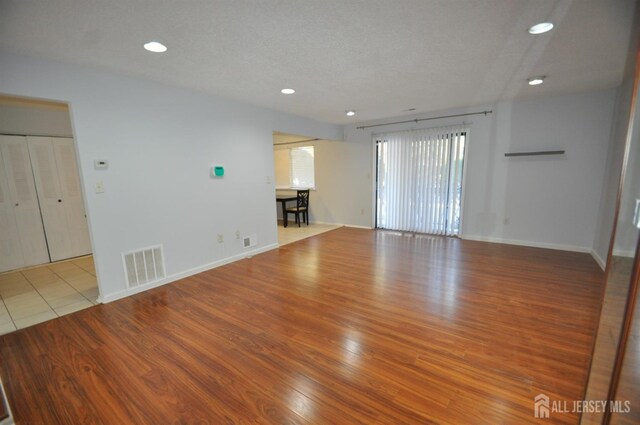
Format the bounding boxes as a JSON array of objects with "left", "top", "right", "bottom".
[
  {"left": 281, "top": 88, "right": 295, "bottom": 94},
  {"left": 346, "top": 110, "right": 356, "bottom": 117},
  {"left": 528, "top": 22, "right": 554, "bottom": 35},
  {"left": 528, "top": 76, "right": 545, "bottom": 86},
  {"left": 143, "top": 41, "right": 167, "bottom": 53}
]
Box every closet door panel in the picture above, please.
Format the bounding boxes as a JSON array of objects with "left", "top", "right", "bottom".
[
  {"left": 0, "top": 136, "right": 49, "bottom": 269},
  {"left": 52, "top": 138, "right": 91, "bottom": 257},
  {"left": 27, "top": 136, "right": 72, "bottom": 261},
  {"left": 0, "top": 144, "right": 24, "bottom": 272}
]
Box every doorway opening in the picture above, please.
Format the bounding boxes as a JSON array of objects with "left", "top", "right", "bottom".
[
  {"left": 272, "top": 131, "right": 341, "bottom": 245},
  {"left": 0, "top": 94, "right": 98, "bottom": 334}
]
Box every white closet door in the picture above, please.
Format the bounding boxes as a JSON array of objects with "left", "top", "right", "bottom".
[
  {"left": 0, "top": 136, "right": 49, "bottom": 271},
  {"left": 0, "top": 143, "right": 24, "bottom": 271},
  {"left": 52, "top": 138, "right": 91, "bottom": 256},
  {"left": 27, "top": 136, "right": 73, "bottom": 261}
]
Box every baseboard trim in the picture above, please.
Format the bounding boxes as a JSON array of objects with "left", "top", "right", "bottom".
[
  {"left": 97, "top": 243, "right": 279, "bottom": 304},
  {"left": 590, "top": 250, "right": 607, "bottom": 270},
  {"left": 613, "top": 248, "right": 636, "bottom": 258},
  {"left": 285, "top": 220, "right": 372, "bottom": 230},
  {"left": 461, "top": 234, "right": 590, "bottom": 253}
]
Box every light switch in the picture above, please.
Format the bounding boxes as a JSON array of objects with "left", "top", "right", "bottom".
[{"left": 95, "top": 181, "right": 105, "bottom": 194}]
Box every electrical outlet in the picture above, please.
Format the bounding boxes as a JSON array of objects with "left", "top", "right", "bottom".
[
  {"left": 266, "top": 176, "right": 271, "bottom": 184},
  {"left": 235, "top": 230, "right": 241, "bottom": 240},
  {"left": 217, "top": 234, "right": 224, "bottom": 243}
]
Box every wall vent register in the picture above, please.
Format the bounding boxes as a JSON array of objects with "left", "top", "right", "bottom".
[{"left": 122, "top": 245, "right": 165, "bottom": 288}]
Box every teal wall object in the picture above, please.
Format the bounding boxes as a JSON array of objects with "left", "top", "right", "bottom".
[{"left": 212, "top": 165, "right": 224, "bottom": 177}]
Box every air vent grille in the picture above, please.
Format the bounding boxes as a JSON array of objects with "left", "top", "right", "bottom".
[
  {"left": 122, "top": 245, "right": 165, "bottom": 288},
  {"left": 243, "top": 234, "right": 257, "bottom": 248}
]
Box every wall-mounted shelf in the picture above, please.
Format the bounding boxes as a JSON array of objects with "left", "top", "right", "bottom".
[{"left": 504, "top": 150, "right": 565, "bottom": 157}]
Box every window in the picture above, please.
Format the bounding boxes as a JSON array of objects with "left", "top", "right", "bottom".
[
  {"left": 274, "top": 146, "right": 315, "bottom": 189},
  {"left": 376, "top": 126, "right": 467, "bottom": 236}
]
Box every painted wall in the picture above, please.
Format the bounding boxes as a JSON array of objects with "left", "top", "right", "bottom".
[
  {"left": 0, "top": 51, "right": 342, "bottom": 301},
  {"left": 343, "top": 89, "right": 617, "bottom": 253},
  {"left": 592, "top": 13, "right": 640, "bottom": 264},
  {"left": 612, "top": 95, "right": 640, "bottom": 257}
]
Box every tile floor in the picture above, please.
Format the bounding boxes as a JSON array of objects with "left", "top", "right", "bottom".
[
  {"left": 0, "top": 256, "right": 98, "bottom": 335},
  {"left": 277, "top": 222, "right": 344, "bottom": 246}
]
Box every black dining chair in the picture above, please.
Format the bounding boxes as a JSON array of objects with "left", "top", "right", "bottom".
[{"left": 286, "top": 190, "right": 310, "bottom": 227}]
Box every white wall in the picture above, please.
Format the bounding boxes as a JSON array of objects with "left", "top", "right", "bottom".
[
  {"left": 0, "top": 51, "right": 342, "bottom": 301},
  {"left": 343, "top": 89, "right": 617, "bottom": 253},
  {"left": 592, "top": 16, "right": 640, "bottom": 265},
  {"left": 612, "top": 94, "right": 640, "bottom": 257},
  {"left": 0, "top": 101, "right": 73, "bottom": 137}
]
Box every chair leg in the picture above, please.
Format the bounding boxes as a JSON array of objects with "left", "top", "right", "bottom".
[{"left": 297, "top": 212, "right": 301, "bottom": 227}]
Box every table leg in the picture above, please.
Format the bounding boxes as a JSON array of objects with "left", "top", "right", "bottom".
[{"left": 281, "top": 201, "right": 288, "bottom": 227}]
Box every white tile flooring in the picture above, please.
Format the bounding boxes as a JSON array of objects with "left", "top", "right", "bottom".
[
  {"left": 277, "top": 222, "right": 343, "bottom": 246},
  {"left": 0, "top": 256, "right": 98, "bottom": 335}
]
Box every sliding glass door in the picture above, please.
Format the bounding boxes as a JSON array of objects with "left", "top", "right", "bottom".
[{"left": 375, "top": 126, "right": 467, "bottom": 236}]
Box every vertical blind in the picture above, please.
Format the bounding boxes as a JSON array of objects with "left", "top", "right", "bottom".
[{"left": 376, "top": 125, "right": 467, "bottom": 236}]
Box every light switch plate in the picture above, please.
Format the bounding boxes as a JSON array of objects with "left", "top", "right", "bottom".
[{"left": 95, "top": 181, "right": 105, "bottom": 193}]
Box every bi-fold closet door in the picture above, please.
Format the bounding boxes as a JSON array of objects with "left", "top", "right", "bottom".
[
  {"left": 27, "top": 136, "right": 92, "bottom": 262},
  {"left": 0, "top": 136, "right": 50, "bottom": 271},
  {"left": 0, "top": 135, "right": 91, "bottom": 272}
]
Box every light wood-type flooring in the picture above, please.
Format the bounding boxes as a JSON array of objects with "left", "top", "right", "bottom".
[{"left": 0, "top": 228, "right": 603, "bottom": 424}]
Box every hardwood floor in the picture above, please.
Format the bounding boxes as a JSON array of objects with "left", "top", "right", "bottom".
[{"left": 0, "top": 228, "right": 603, "bottom": 424}]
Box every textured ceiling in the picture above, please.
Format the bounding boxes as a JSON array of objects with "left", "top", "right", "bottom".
[{"left": 0, "top": 0, "right": 636, "bottom": 124}]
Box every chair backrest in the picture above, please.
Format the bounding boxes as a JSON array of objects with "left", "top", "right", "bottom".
[{"left": 296, "top": 190, "right": 309, "bottom": 208}]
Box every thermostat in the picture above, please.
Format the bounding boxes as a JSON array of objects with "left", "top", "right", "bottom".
[
  {"left": 212, "top": 165, "right": 224, "bottom": 177},
  {"left": 94, "top": 159, "right": 109, "bottom": 169}
]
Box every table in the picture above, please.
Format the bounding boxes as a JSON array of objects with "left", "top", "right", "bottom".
[{"left": 276, "top": 195, "right": 297, "bottom": 227}]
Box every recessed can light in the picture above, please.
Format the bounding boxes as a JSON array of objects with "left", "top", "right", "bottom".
[
  {"left": 346, "top": 110, "right": 356, "bottom": 117},
  {"left": 143, "top": 41, "right": 167, "bottom": 53},
  {"left": 528, "top": 76, "right": 545, "bottom": 86},
  {"left": 281, "top": 88, "right": 295, "bottom": 94},
  {"left": 528, "top": 22, "right": 554, "bottom": 35}
]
